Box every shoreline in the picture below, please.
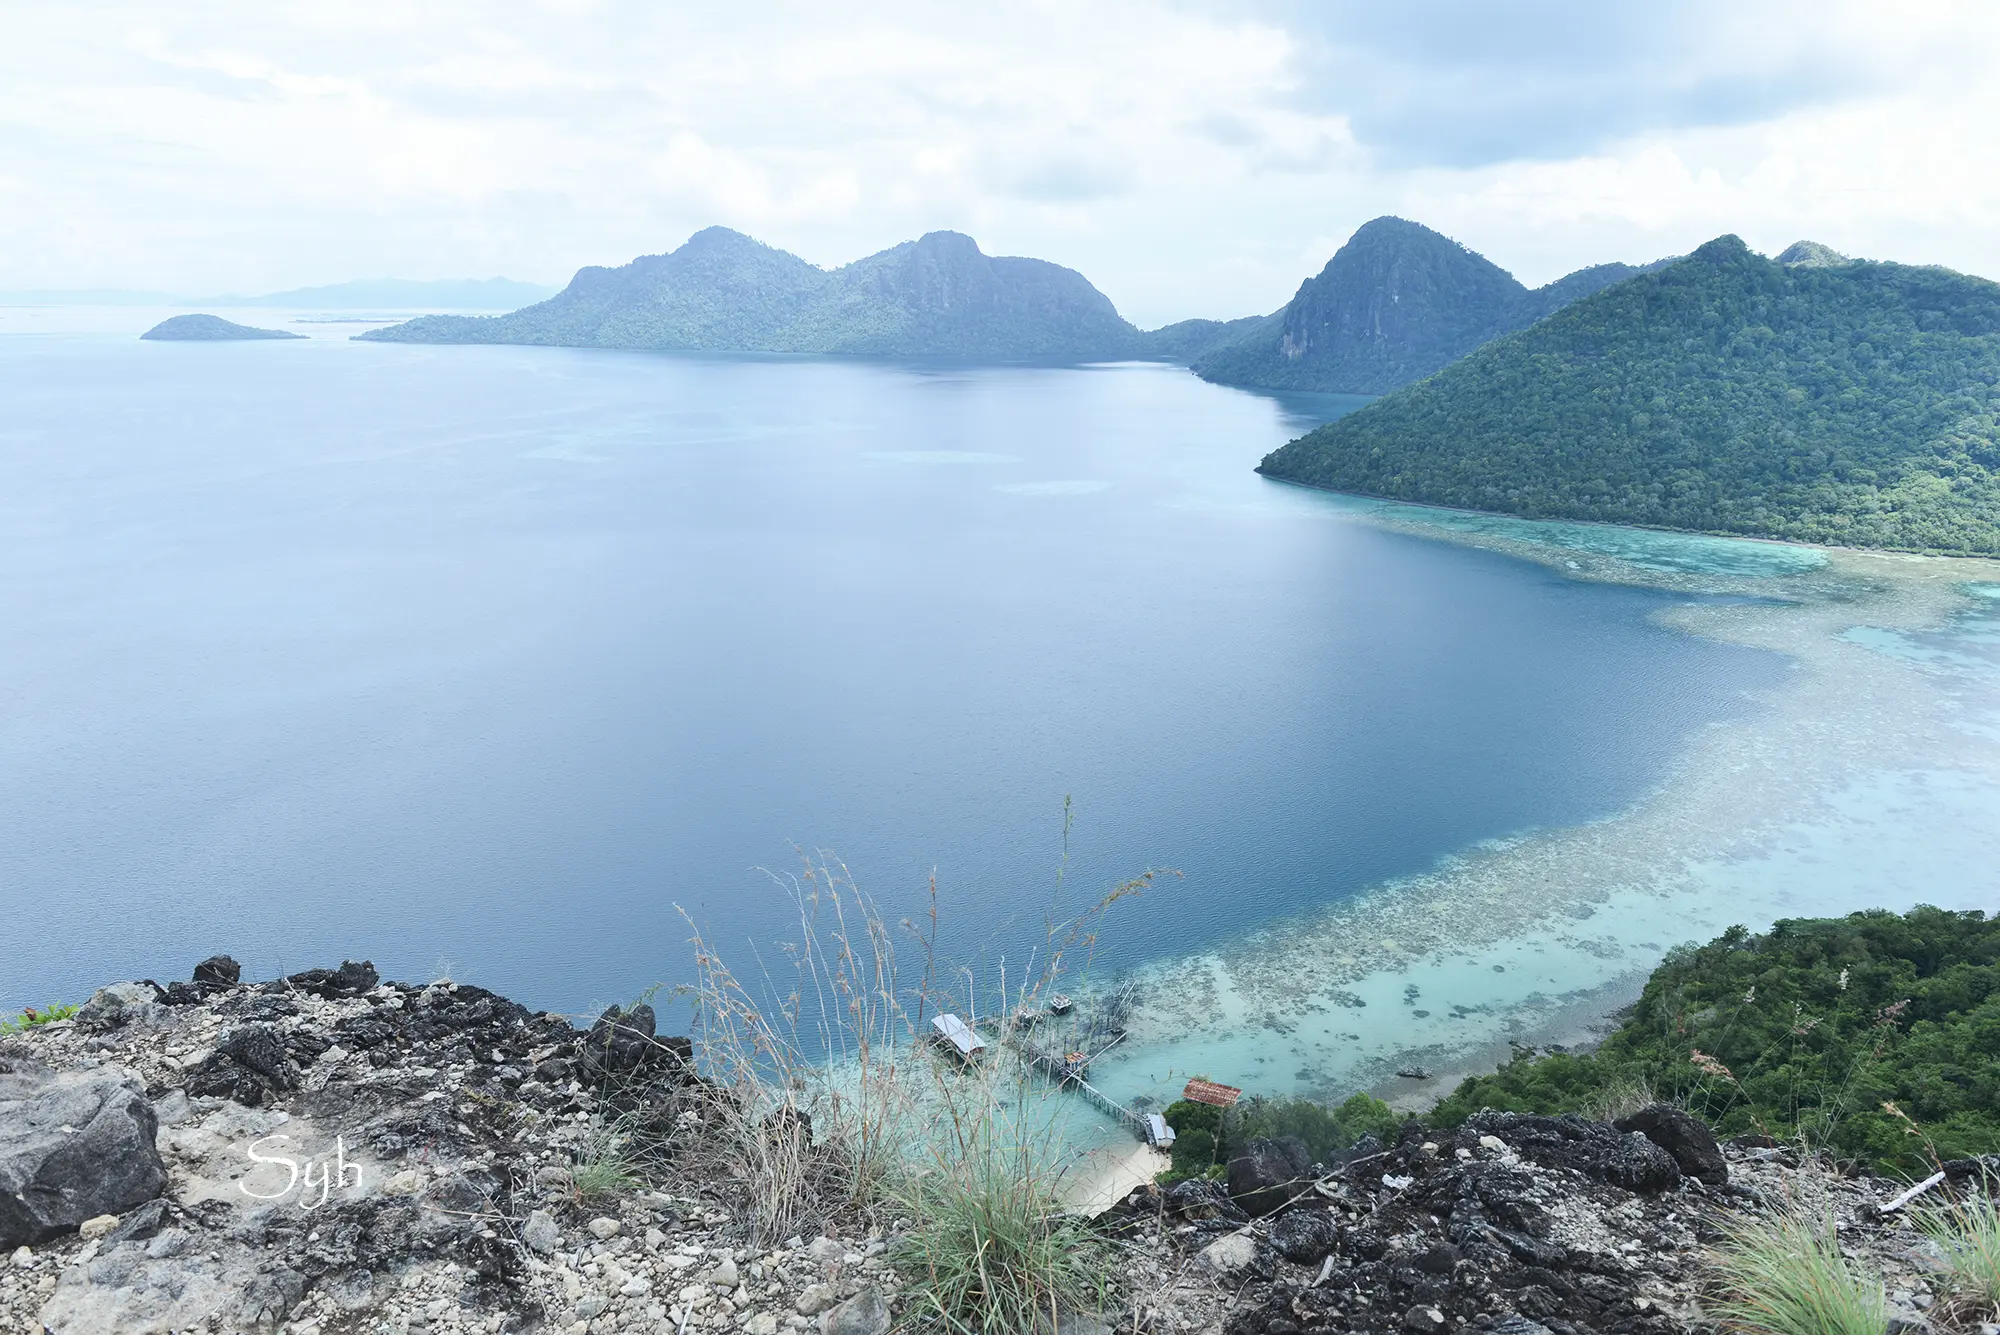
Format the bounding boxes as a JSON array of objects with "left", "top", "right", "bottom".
[
  {"left": 1254, "top": 470, "right": 2000, "bottom": 562},
  {"left": 1087, "top": 506, "right": 2000, "bottom": 1120}
]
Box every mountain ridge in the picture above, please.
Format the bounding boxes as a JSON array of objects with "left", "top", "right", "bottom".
[
  {"left": 358, "top": 220, "right": 1659, "bottom": 382},
  {"left": 361, "top": 228, "right": 1147, "bottom": 361}
]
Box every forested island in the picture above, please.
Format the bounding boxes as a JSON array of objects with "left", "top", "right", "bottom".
[
  {"left": 1259, "top": 235, "right": 2000, "bottom": 555},
  {"left": 139, "top": 314, "right": 304, "bottom": 341}
]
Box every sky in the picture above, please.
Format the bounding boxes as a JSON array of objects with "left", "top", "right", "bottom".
[{"left": 3, "top": 1, "right": 1997, "bottom": 326}]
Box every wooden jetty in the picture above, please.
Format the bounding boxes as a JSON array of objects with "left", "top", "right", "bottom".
[{"left": 1008, "top": 1030, "right": 1162, "bottom": 1143}]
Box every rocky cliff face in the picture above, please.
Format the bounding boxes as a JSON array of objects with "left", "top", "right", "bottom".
[
  {"left": 1274, "top": 218, "right": 1525, "bottom": 376},
  {"left": 1193, "top": 218, "right": 1655, "bottom": 394},
  {"left": 0, "top": 959, "right": 902, "bottom": 1335},
  {"left": 2, "top": 959, "right": 1981, "bottom": 1335}
]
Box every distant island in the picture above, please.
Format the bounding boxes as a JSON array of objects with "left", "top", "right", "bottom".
[
  {"left": 1259, "top": 235, "right": 2000, "bottom": 556},
  {"left": 1188, "top": 217, "right": 1665, "bottom": 394},
  {"left": 360, "top": 228, "right": 1150, "bottom": 361},
  {"left": 139, "top": 314, "right": 304, "bottom": 341}
]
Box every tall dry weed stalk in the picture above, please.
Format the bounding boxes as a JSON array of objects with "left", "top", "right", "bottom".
[{"left": 677, "top": 815, "right": 1163, "bottom": 1261}]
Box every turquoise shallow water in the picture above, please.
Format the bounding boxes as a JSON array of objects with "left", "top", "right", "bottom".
[
  {"left": 0, "top": 313, "right": 1791, "bottom": 1018},
  {"left": 1294, "top": 490, "right": 1830, "bottom": 578}
]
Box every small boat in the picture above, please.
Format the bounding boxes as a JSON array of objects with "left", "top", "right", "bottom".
[{"left": 1048, "top": 993, "right": 1074, "bottom": 1016}]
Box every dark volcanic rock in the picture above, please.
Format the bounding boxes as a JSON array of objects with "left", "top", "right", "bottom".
[
  {"left": 1267, "top": 1208, "right": 1339, "bottom": 1264},
  {"left": 1228, "top": 1136, "right": 1313, "bottom": 1217},
  {"left": 284, "top": 959, "right": 379, "bottom": 1000},
  {"left": 577, "top": 1003, "right": 690, "bottom": 1081},
  {"left": 193, "top": 954, "right": 242, "bottom": 987},
  {"left": 186, "top": 1023, "right": 301, "bottom": 1105},
  {"left": 1162, "top": 1177, "right": 1249, "bottom": 1224},
  {"left": 1466, "top": 1111, "right": 1682, "bottom": 1193},
  {"left": 0, "top": 1064, "right": 168, "bottom": 1247},
  {"left": 1616, "top": 1105, "right": 1727, "bottom": 1186}
]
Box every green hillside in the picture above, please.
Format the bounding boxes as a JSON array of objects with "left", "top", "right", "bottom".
[
  {"left": 1259, "top": 236, "right": 2000, "bottom": 555},
  {"left": 1431, "top": 906, "right": 2000, "bottom": 1177}
]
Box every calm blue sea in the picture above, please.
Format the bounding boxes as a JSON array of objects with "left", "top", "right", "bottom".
[{"left": 0, "top": 324, "right": 1787, "bottom": 1016}]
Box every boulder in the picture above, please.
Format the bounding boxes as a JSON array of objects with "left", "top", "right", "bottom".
[
  {"left": 0, "top": 1064, "right": 168, "bottom": 1248},
  {"left": 1161, "top": 1177, "right": 1247, "bottom": 1222},
  {"left": 1051, "top": 1314, "right": 1112, "bottom": 1335},
  {"left": 1198, "top": 1231, "right": 1260, "bottom": 1275},
  {"left": 1462, "top": 1112, "right": 1681, "bottom": 1194},
  {"left": 1227, "top": 1135, "right": 1313, "bottom": 1216},
  {"left": 282, "top": 960, "right": 378, "bottom": 1000},
  {"left": 191, "top": 955, "right": 241, "bottom": 987},
  {"left": 1267, "top": 1207, "right": 1339, "bottom": 1263},
  {"left": 184, "top": 1024, "right": 300, "bottom": 1106},
  {"left": 823, "top": 1285, "right": 891, "bottom": 1335},
  {"left": 1616, "top": 1104, "right": 1728, "bottom": 1186},
  {"left": 1491, "top": 1320, "right": 1555, "bottom": 1335},
  {"left": 75, "top": 983, "right": 165, "bottom": 1033},
  {"left": 521, "top": 1208, "right": 559, "bottom": 1254},
  {"left": 577, "top": 1003, "right": 692, "bottom": 1081}
]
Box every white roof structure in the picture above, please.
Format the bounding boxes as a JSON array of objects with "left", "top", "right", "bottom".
[
  {"left": 930, "top": 1013, "right": 985, "bottom": 1059},
  {"left": 1144, "top": 1113, "right": 1176, "bottom": 1148}
]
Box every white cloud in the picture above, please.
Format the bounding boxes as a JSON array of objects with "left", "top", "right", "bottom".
[{"left": 0, "top": 1, "right": 1993, "bottom": 325}]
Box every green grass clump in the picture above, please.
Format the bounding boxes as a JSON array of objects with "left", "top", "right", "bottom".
[
  {"left": 1708, "top": 1207, "right": 1887, "bottom": 1335},
  {"left": 1, "top": 1002, "right": 78, "bottom": 1035},
  {"left": 1914, "top": 1182, "right": 2000, "bottom": 1314},
  {"left": 565, "top": 1110, "right": 650, "bottom": 1202},
  {"left": 894, "top": 1164, "right": 1110, "bottom": 1335}
]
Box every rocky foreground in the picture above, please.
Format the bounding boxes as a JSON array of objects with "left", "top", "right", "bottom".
[{"left": 2, "top": 960, "right": 1989, "bottom": 1335}]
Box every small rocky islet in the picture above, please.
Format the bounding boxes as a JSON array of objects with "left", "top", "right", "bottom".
[
  {"left": 140, "top": 314, "right": 305, "bottom": 341},
  {"left": 1, "top": 957, "right": 1986, "bottom": 1335}
]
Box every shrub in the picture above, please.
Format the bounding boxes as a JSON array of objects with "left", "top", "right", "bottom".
[
  {"left": 1159, "top": 1091, "right": 1400, "bottom": 1184},
  {"left": 1164, "top": 1127, "right": 1216, "bottom": 1183},
  {"left": 0, "top": 1002, "right": 77, "bottom": 1035},
  {"left": 1231, "top": 1092, "right": 1401, "bottom": 1165},
  {"left": 1708, "top": 1205, "right": 1887, "bottom": 1335}
]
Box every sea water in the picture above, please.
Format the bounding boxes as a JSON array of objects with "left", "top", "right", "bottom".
[{"left": 0, "top": 312, "right": 1792, "bottom": 1022}]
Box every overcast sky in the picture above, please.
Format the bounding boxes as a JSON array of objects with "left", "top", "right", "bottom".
[{"left": 4, "top": 1, "right": 1996, "bottom": 325}]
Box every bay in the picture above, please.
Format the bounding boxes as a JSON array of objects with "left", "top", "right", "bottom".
[{"left": 0, "top": 317, "right": 1786, "bottom": 1019}]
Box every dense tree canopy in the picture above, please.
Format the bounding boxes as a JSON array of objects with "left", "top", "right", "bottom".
[
  {"left": 1430, "top": 906, "right": 2000, "bottom": 1175},
  {"left": 1260, "top": 236, "right": 2000, "bottom": 555}
]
